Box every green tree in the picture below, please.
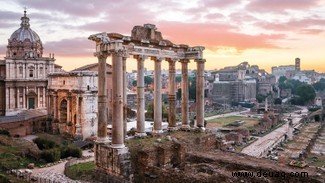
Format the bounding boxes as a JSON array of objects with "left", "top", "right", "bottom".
[
  {"left": 274, "top": 98, "right": 282, "bottom": 105},
  {"left": 189, "top": 77, "right": 196, "bottom": 101},
  {"left": 176, "top": 76, "right": 182, "bottom": 83},
  {"left": 256, "top": 94, "right": 266, "bottom": 103},
  {"left": 296, "top": 84, "right": 316, "bottom": 104},
  {"left": 146, "top": 102, "right": 168, "bottom": 120},
  {"left": 144, "top": 76, "right": 153, "bottom": 89},
  {"left": 132, "top": 80, "right": 137, "bottom": 86},
  {"left": 313, "top": 79, "right": 325, "bottom": 91},
  {"left": 278, "top": 76, "right": 287, "bottom": 84},
  {"left": 177, "top": 88, "right": 181, "bottom": 100}
]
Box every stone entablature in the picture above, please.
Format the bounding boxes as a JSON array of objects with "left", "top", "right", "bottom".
[{"left": 48, "top": 71, "right": 98, "bottom": 92}]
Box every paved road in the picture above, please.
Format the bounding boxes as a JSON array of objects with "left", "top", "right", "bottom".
[{"left": 241, "top": 107, "right": 307, "bottom": 158}]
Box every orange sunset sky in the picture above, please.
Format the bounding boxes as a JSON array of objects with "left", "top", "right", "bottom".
[{"left": 0, "top": 0, "right": 324, "bottom": 73}]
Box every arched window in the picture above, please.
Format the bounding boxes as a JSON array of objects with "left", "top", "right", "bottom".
[{"left": 29, "top": 69, "right": 33, "bottom": 77}]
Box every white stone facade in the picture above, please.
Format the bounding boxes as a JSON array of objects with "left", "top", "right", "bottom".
[
  {"left": 272, "top": 65, "right": 295, "bottom": 81},
  {"left": 2, "top": 11, "right": 56, "bottom": 116}
]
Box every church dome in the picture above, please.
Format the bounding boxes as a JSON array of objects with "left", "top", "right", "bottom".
[
  {"left": 9, "top": 25, "right": 41, "bottom": 43},
  {"left": 6, "top": 10, "right": 43, "bottom": 59}
]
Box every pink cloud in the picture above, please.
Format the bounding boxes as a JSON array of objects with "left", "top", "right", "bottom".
[
  {"left": 229, "top": 12, "right": 258, "bottom": 23},
  {"left": 204, "top": 13, "right": 225, "bottom": 20},
  {"left": 157, "top": 22, "right": 285, "bottom": 50},
  {"left": 44, "top": 37, "right": 93, "bottom": 57},
  {"left": 247, "top": 0, "right": 322, "bottom": 12},
  {"left": 203, "top": 0, "right": 242, "bottom": 8},
  {"left": 299, "top": 29, "right": 324, "bottom": 35},
  {"left": 257, "top": 18, "right": 325, "bottom": 32}
]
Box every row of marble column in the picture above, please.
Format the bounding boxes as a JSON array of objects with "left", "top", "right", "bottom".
[
  {"left": 6, "top": 86, "right": 46, "bottom": 110},
  {"left": 6, "top": 62, "right": 49, "bottom": 80},
  {"left": 96, "top": 48, "right": 206, "bottom": 149}
]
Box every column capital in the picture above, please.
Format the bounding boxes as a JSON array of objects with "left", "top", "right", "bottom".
[
  {"left": 94, "top": 52, "right": 110, "bottom": 59},
  {"left": 133, "top": 55, "right": 148, "bottom": 61},
  {"left": 194, "top": 58, "right": 206, "bottom": 63},
  {"left": 151, "top": 56, "right": 164, "bottom": 62},
  {"left": 166, "top": 58, "right": 178, "bottom": 63},
  {"left": 179, "top": 59, "right": 190, "bottom": 63}
]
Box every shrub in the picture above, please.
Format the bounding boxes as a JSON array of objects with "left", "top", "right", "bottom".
[
  {"left": 0, "top": 174, "right": 10, "bottom": 183},
  {"left": 40, "top": 148, "right": 61, "bottom": 163},
  {"left": 60, "top": 146, "right": 82, "bottom": 159},
  {"left": 33, "top": 137, "right": 58, "bottom": 150},
  {"left": 0, "top": 130, "right": 10, "bottom": 137}
]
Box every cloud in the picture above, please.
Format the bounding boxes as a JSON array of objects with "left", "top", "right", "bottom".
[
  {"left": 256, "top": 18, "right": 325, "bottom": 32},
  {"left": 44, "top": 37, "right": 93, "bottom": 57},
  {"left": 299, "top": 29, "right": 324, "bottom": 34},
  {"left": 229, "top": 12, "right": 258, "bottom": 23},
  {"left": 157, "top": 22, "right": 285, "bottom": 51},
  {"left": 246, "top": 0, "right": 323, "bottom": 12},
  {"left": 203, "top": 0, "right": 242, "bottom": 8}
]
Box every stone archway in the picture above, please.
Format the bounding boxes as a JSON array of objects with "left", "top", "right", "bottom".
[{"left": 59, "top": 99, "right": 68, "bottom": 133}]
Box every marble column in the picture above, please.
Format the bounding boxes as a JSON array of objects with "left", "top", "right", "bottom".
[
  {"left": 37, "top": 87, "right": 40, "bottom": 108},
  {"left": 96, "top": 53, "right": 109, "bottom": 143},
  {"left": 153, "top": 57, "right": 163, "bottom": 133},
  {"left": 16, "top": 88, "right": 19, "bottom": 108},
  {"left": 75, "top": 95, "right": 82, "bottom": 139},
  {"left": 180, "top": 59, "right": 190, "bottom": 129},
  {"left": 5, "top": 87, "right": 9, "bottom": 110},
  {"left": 167, "top": 58, "right": 177, "bottom": 130},
  {"left": 23, "top": 88, "right": 26, "bottom": 109},
  {"left": 111, "top": 47, "right": 125, "bottom": 148},
  {"left": 122, "top": 56, "right": 127, "bottom": 138},
  {"left": 135, "top": 55, "right": 146, "bottom": 136},
  {"left": 54, "top": 92, "right": 58, "bottom": 119},
  {"left": 42, "top": 87, "right": 46, "bottom": 107},
  {"left": 195, "top": 59, "right": 206, "bottom": 129}
]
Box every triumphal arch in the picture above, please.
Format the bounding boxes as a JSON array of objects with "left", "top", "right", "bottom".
[{"left": 89, "top": 24, "right": 206, "bottom": 181}]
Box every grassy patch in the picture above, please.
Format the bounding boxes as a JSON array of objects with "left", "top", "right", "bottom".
[
  {"left": 207, "top": 116, "right": 259, "bottom": 129},
  {"left": 305, "top": 155, "right": 325, "bottom": 167},
  {"left": 66, "top": 162, "right": 95, "bottom": 180},
  {"left": 0, "top": 141, "right": 44, "bottom": 171}
]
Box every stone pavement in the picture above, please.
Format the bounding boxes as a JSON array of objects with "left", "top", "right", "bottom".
[
  {"left": 241, "top": 107, "right": 308, "bottom": 157},
  {"left": 32, "top": 170, "right": 83, "bottom": 183}
]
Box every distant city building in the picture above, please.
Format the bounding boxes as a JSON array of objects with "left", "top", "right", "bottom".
[
  {"left": 295, "top": 58, "right": 301, "bottom": 71},
  {"left": 292, "top": 72, "right": 312, "bottom": 84},
  {"left": 211, "top": 62, "right": 258, "bottom": 104},
  {"left": 272, "top": 65, "right": 295, "bottom": 81}
]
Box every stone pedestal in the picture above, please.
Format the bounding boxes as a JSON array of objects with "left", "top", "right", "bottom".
[{"left": 95, "top": 143, "right": 132, "bottom": 182}]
